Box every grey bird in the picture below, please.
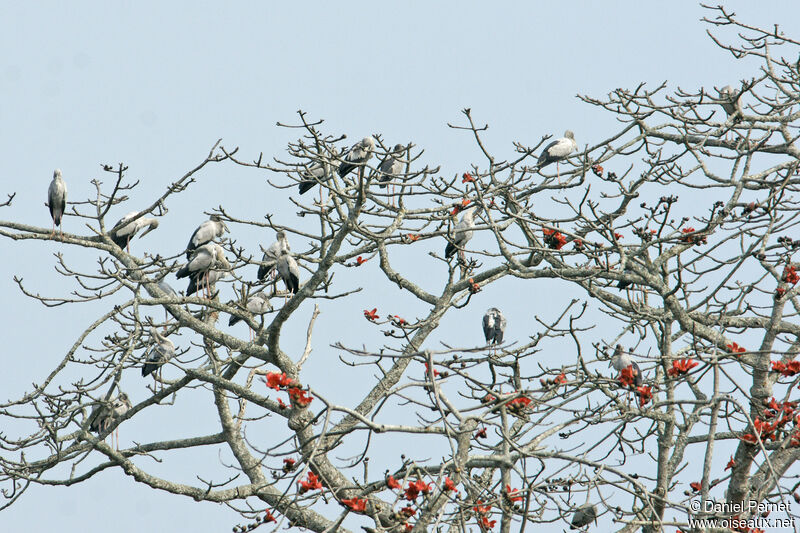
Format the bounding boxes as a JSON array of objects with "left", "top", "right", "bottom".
[
  {"left": 185, "top": 215, "right": 229, "bottom": 260},
  {"left": 47, "top": 169, "right": 67, "bottom": 237},
  {"left": 719, "top": 85, "right": 742, "bottom": 123},
  {"left": 298, "top": 148, "right": 340, "bottom": 195},
  {"left": 157, "top": 280, "right": 178, "bottom": 298},
  {"left": 377, "top": 144, "right": 406, "bottom": 188},
  {"left": 109, "top": 211, "right": 159, "bottom": 251},
  {"left": 445, "top": 205, "right": 481, "bottom": 259},
  {"left": 88, "top": 392, "right": 132, "bottom": 450},
  {"left": 569, "top": 503, "right": 597, "bottom": 529},
  {"left": 538, "top": 130, "right": 577, "bottom": 180},
  {"left": 229, "top": 291, "right": 273, "bottom": 326},
  {"left": 609, "top": 344, "right": 642, "bottom": 388},
  {"left": 142, "top": 328, "right": 176, "bottom": 379},
  {"left": 482, "top": 308, "right": 506, "bottom": 345},
  {"left": 176, "top": 243, "right": 230, "bottom": 297},
  {"left": 276, "top": 249, "right": 300, "bottom": 296},
  {"left": 257, "top": 231, "right": 290, "bottom": 281},
  {"left": 337, "top": 137, "right": 375, "bottom": 178}
]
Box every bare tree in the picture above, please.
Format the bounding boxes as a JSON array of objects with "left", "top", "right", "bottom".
[{"left": 2, "top": 6, "right": 800, "bottom": 532}]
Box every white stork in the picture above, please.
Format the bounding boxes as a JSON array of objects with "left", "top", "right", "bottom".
[
  {"left": 185, "top": 215, "right": 228, "bottom": 260},
  {"left": 47, "top": 169, "right": 67, "bottom": 239},
  {"left": 109, "top": 211, "right": 159, "bottom": 252}
]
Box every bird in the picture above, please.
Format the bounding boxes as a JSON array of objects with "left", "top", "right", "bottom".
[
  {"left": 176, "top": 243, "right": 230, "bottom": 298},
  {"left": 337, "top": 137, "right": 375, "bottom": 179},
  {"left": 185, "top": 215, "right": 228, "bottom": 260},
  {"left": 445, "top": 205, "right": 481, "bottom": 260},
  {"left": 276, "top": 249, "right": 300, "bottom": 299},
  {"left": 569, "top": 503, "right": 597, "bottom": 529},
  {"left": 47, "top": 169, "right": 67, "bottom": 238},
  {"left": 609, "top": 344, "right": 643, "bottom": 388},
  {"left": 538, "top": 130, "right": 577, "bottom": 181},
  {"left": 257, "top": 231, "right": 291, "bottom": 281},
  {"left": 229, "top": 291, "right": 273, "bottom": 337},
  {"left": 298, "top": 148, "right": 339, "bottom": 195},
  {"left": 142, "top": 328, "right": 176, "bottom": 387},
  {"left": 109, "top": 211, "right": 159, "bottom": 252},
  {"left": 482, "top": 308, "right": 506, "bottom": 345},
  {"left": 377, "top": 144, "right": 405, "bottom": 188},
  {"left": 156, "top": 280, "right": 178, "bottom": 326},
  {"left": 89, "top": 392, "right": 132, "bottom": 450},
  {"left": 718, "top": 85, "right": 742, "bottom": 123}
]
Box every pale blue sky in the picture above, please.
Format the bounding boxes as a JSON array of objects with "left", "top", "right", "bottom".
[{"left": 2, "top": 2, "right": 799, "bottom": 531}]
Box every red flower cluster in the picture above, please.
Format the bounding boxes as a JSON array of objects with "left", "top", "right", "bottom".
[
  {"left": 573, "top": 238, "right": 584, "bottom": 251},
  {"left": 462, "top": 172, "right": 475, "bottom": 183},
  {"left": 266, "top": 371, "right": 294, "bottom": 390},
  {"left": 263, "top": 510, "right": 276, "bottom": 523},
  {"left": 776, "top": 287, "right": 787, "bottom": 299},
  {"left": 364, "top": 308, "right": 379, "bottom": 321},
  {"left": 636, "top": 385, "right": 653, "bottom": 407},
  {"left": 689, "top": 481, "right": 702, "bottom": 492},
  {"left": 405, "top": 233, "right": 421, "bottom": 242},
  {"left": 505, "top": 485, "right": 523, "bottom": 502},
  {"left": 443, "top": 477, "right": 457, "bottom": 492},
  {"left": 508, "top": 394, "right": 532, "bottom": 415},
  {"left": 475, "top": 427, "right": 488, "bottom": 439},
  {"left": 614, "top": 232, "right": 624, "bottom": 240},
  {"left": 591, "top": 164, "right": 604, "bottom": 177},
  {"left": 739, "top": 400, "right": 800, "bottom": 445},
  {"left": 617, "top": 365, "right": 638, "bottom": 388},
  {"left": 288, "top": 387, "right": 313, "bottom": 407},
  {"left": 468, "top": 278, "right": 481, "bottom": 294},
  {"left": 298, "top": 471, "right": 323, "bottom": 494},
  {"left": 341, "top": 498, "right": 367, "bottom": 512},
  {"left": 392, "top": 315, "right": 407, "bottom": 326},
  {"left": 399, "top": 506, "right": 416, "bottom": 517},
  {"left": 282, "top": 458, "right": 296, "bottom": 472},
  {"left": 424, "top": 362, "right": 440, "bottom": 377},
  {"left": 771, "top": 359, "right": 800, "bottom": 377},
  {"left": 783, "top": 265, "right": 800, "bottom": 285},
  {"left": 387, "top": 475, "right": 402, "bottom": 490},
  {"left": 451, "top": 198, "right": 471, "bottom": 216},
  {"left": 473, "top": 500, "right": 495, "bottom": 530},
  {"left": 404, "top": 479, "right": 431, "bottom": 501},
  {"left": 680, "top": 227, "right": 707, "bottom": 245},
  {"left": 540, "top": 372, "right": 567, "bottom": 388},
  {"left": 726, "top": 342, "right": 746, "bottom": 355},
  {"left": 543, "top": 228, "right": 567, "bottom": 250},
  {"left": 355, "top": 255, "right": 368, "bottom": 266},
  {"left": 667, "top": 358, "right": 699, "bottom": 377}
]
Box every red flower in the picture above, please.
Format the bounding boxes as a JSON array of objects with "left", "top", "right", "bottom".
[
  {"left": 726, "top": 342, "right": 746, "bottom": 355},
  {"left": 573, "top": 238, "right": 584, "bottom": 250},
  {"left": 618, "top": 365, "right": 638, "bottom": 388},
  {"left": 481, "top": 394, "right": 496, "bottom": 404},
  {"left": 689, "top": 481, "right": 702, "bottom": 492},
  {"left": 475, "top": 427, "right": 487, "bottom": 439},
  {"left": 667, "top": 358, "right": 699, "bottom": 377},
  {"left": 553, "top": 372, "right": 567, "bottom": 385},
  {"left": 288, "top": 387, "right": 313, "bottom": 407},
  {"left": 404, "top": 479, "right": 431, "bottom": 501},
  {"left": 387, "top": 475, "right": 402, "bottom": 490},
  {"left": 424, "top": 362, "right": 440, "bottom": 377},
  {"left": 505, "top": 484, "right": 523, "bottom": 502},
  {"left": 266, "top": 371, "right": 293, "bottom": 390},
  {"left": 509, "top": 395, "right": 532, "bottom": 409},
  {"left": 636, "top": 385, "right": 653, "bottom": 407},
  {"left": 341, "top": 497, "right": 367, "bottom": 512},
  {"left": 282, "top": 458, "right": 296, "bottom": 472},
  {"left": 399, "top": 506, "right": 416, "bottom": 517},
  {"left": 263, "top": 510, "right": 276, "bottom": 523},
  {"left": 776, "top": 287, "right": 787, "bottom": 299},
  {"left": 355, "top": 255, "right": 368, "bottom": 266},
  {"left": 614, "top": 232, "right": 623, "bottom": 240},
  {"left": 404, "top": 524, "right": 413, "bottom": 532},
  {"left": 298, "top": 471, "right": 323, "bottom": 493},
  {"left": 468, "top": 278, "right": 481, "bottom": 294},
  {"left": 364, "top": 308, "right": 379, "bottom": 321},
  {"left": 783, "top": 265, "right": 800, "bottom": 285},
  {"left": 473, "top": 500, "right": 491, "bottom": 515},
  {"left": 406, "top": 233, "right": 421, "bottom": 242},
  {"left": 443, "top": 477, "right": 457, "bottom": 492},
  {"left": 543, "top": 228, "right": 567, "bottom": 250},
  {"left": 277, "top": 397, "right": 288, "bottom": 410},
  {"left": 739, "top": 433, "right": 758, "bottom": 444},
  {"left": 451, "top": 198, "right": 471, "bottom": 216},
  {"left": 392, "top": 315, "right": 407, "bottom": 326},
  {"left": 725, "top": 456, "right": 736, "bottom": 471},
  {"left": 591, "top": 164, "right": 604, "bottom": 177},
  {"left": 479, "top": 516, "right": 496, "bottom": 529},
  {"left": 773, "top": 359, "right": 800, "bottom": 377},
  {"left": 462, "top": 172, "right": 475, "bottom": 183}
]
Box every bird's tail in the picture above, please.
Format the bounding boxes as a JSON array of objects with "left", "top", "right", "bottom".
[
  {"left": 445, "top": 242, "right": 456, "bottom": 258},
  {"left": 298, "top": 180, "right": 316, "bottom": 195},
  {"left": 228, "top": 314, "right": 242, "bottom": 326}
]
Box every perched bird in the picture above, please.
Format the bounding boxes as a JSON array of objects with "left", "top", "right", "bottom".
[
  {"left": 609, "top": 344, "right": 643, "bottom": 388},
  {"left": 718, "top": 85, "right": 742, "bottom": 123},
  {"left": 176, "top": 243, "right": 230, "bottom": 298},
  {"left": 142, "top": 328, "right": 176, "bottom": 380},
  {"left": 377, "top": 144, "right": 405, "bottom": 188},
  {"left": 89, "top": 392, "right": 132, "bottom": 450},
  {"left": 482, "top": 308, "right": 506, "bottom": 345},
  {"left": 47, "top": 169, "right": 67, "bottom": 238},
  {"left": 569, "top": 503, "right": 597, "bottom": 529},
  {"left": 185, "top": 215, "right": 228, "bottom": 260},
  {"left": 298, "top": 148, "right": 339, "bottom": 195},
  {"left": 538, "top": 130, "right": 577, "bottom": 180},
  {"left": 445, "top": 205, "right": 481, "bottom": 260},
  {"left": 276, "top": 249, "right": 300, "bottom": 297},
  {"left": 257, "top": 231, "right": 291, "bottom": 281},
  {"left": 156, "top": 279, "right": 178, "bottom": 325},
  {"left": 337, "top": 137, "right": 375, "bottom": 178},
  {"left": 229, "top": 291, "right": 272, "bottom": 327},
  {"left": 109, "top": 211, "right": 159, "bottom": 252}
]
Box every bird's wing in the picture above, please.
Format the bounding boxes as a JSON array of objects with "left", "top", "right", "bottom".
[{"left": 482, "top": 313, "right": 493, "bottom": 341}]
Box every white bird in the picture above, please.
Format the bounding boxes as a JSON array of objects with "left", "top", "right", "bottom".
[
  {"left": 445, "top": 205, "right": 481, "bottom": 260},
  {"left": 569, "top": 503, "right": 597, "bottom": 529},
  {"left": 482, "top": 308, "right": 507, "bottom": 345},
  {"left": 47, "top": 169, "right": 67, "bottom": 238},
  {"left": 719, "top": 85, "right": 742, "bottom": 122},
  {"left": 176, "top": 243, "right": 230, "bottom": 298},
  {"left": 185, "top": 215, "right": 228, "bottom": 260},
  {"left": 156, "top": 280, "right": 178, "bottom": 327},
  {"left": 109, "top": 211, "right": 159, "bottom": 252},
  {"left": 276, "top": 249, "right": 300, "bottom": 298},
  {"left": 89, "top": 392, "right": 132, "bottom": 450},
  {"left": 257, "top": 231, "right": 291, "bottom": 281},
  {"left": 337, "top": 137, "right": 375, "bottom": 178},
  {"left": 609, "top": 344, "right": 642, "bottom": 388},
  {"left": 538, "top": 130, "right": 577, "bottom": 180},
  {"left": 298, "top": 148, "right": 339, "bottom": 195},
  {"left": 377, "top": 144, "right": 405, "bottom": 188},
  {"left": 141, "top": 328, "right": 176, "bottom": 385},
  {"left": 229, "top": 291, "right": 273, "bottom": 327}
]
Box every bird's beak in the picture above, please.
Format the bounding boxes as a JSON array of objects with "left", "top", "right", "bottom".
[
  {"left": 139, "top": 223, "right": 158, "bottom": 238},
  {"left": 223, "top": 221, "right": 230, "bottom": 233}
]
